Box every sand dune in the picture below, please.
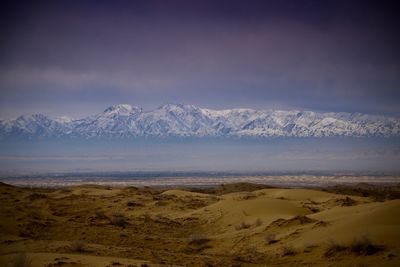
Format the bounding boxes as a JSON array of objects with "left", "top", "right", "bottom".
[
  {"left": 0, "top": 253, "right": 150, "bottom": 267},
  {"left": 307, "top": 200, "right": 400, "bottom": 243},
  {"left": 0, "top": 182, "right": 399, "bottom": 266}
]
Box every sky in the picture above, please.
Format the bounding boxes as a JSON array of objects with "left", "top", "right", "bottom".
[{"left": 1, "top": 0, "right": 400, "bottom": 119}]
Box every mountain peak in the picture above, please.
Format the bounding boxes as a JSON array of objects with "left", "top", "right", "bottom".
[
  {"left": 103, "top": 104, "right": 141, "bottom": 115},
  {"left": 56, "top": 116, "right": 73, "bottom": 123},
  {"left": 158, "top": 103, "right": 198, "bottom": 112}
]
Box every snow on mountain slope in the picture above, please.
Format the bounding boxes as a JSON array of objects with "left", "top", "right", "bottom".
[
  {"left": 70, "top": 104, "right": 143, "bottom": 138},
  {"left": 0, "top": 114, "right": 69, "bottom": 138},
  {"left": 0, "top": 104, "right": 399, "bottom": 139}
]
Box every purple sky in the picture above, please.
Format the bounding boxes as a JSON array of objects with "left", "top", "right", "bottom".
[{"left": 1, "top": 0, "right": 400, "bottom": 118}]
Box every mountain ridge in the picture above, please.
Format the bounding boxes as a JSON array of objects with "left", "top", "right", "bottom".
[{"left": 1, "top": 104, "right": 399, "bottom": 139}]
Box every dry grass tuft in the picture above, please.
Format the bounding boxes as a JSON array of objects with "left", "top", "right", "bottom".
[{"left": 109, "top": 212, "right": 129, "bottom": 227}]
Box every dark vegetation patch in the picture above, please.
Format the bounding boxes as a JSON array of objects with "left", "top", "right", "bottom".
[
  {"left": 27, "top": 193, "right": 48, "bottom": 201},
  {"left": 267, "top": 215, "right": 316, "bottom": 229},
  {"left": 188, "top": 233, "right": 210, "bottom": 246},
  {"left": 265, "top": 233, "right": 278, "bottom": 245},
  {"left": 337, "top": 196, "right": 357, "bottom": 206},
  {"left": 324, "top": 240, "right": 347, "bottom": 257},
  {"left": 313, "top": 220, "right": 330, "bottom": 228},
  {"left": 185, "top": 234, "right": 212, "bottom": 253},
  {"left": 109, "top": 213, "right": 129, "bottom": 227},
  {"left": 126, "top": 200, "right": 144, "bottom": 207},
  {"left": 190, "top": 182, "right": 275, "bottom": 195},
  {"left": 325, "top": 236, "right": 384, "bottom": 257},
  {"left": 322, "top": 183, "right": 400, "bottom": 201},
  {"left": 19, "top": 220, "right": 52, "bottom": 239},
  {"left": 233, "top": 247, "right": 268, "bottom": 263},
  {"left": 94, "top": 210, "right": 108, "bottom": 220},
  {"left": 350, "top": 235, "right": 385, "bottom": 255},
  {"left": 281, "top": 245, "right": 296, "bottom": 256}
]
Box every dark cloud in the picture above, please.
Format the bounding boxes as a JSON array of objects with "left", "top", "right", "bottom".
[{"left": 1, "top": 0, "right": 400, "bottom": 118}]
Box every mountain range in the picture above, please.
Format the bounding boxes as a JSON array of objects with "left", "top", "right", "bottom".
[{"left": 1, "top": 104, "right": 399, "bottom": 139}]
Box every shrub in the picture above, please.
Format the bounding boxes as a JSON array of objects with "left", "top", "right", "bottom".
[
  {"left": 281, "top": 245, "right": 296, "bottom": 256},
  {"left": 94, "top": 210, "right": 108, "bottom": 220},
  {"left": 303, "top": 243, "right": 318, "bottom": 253},
  {"left": 127, "top": 200, "right": 143, "bottom": 207},
  {"left": 235, "top": 221, "right": 251, "bottom": 230},
  {"left": 254, "top": 218, "right": 263, "bottom": 227},
  {"left": 241, "top": 193, "right": 256, "bottom": 200},
  {"left": 188, "top": 233, "right": 210, "bottom": 245},
  {"left": 233, "top": 247, "right": 266, "bottom": 263},
  {"left": 324, "top": 236, "right": 383, "bottom": 257},
  {"left": 264, "top": 233, "right": 278, "bottom": 245},
  {"left": 27, "top": 193, "right": 47, "bottom": 201},
  {"left": 324, "top": 240, "right": 346, "bottom": 257},
  {"left": 341, "top": 196, "right": 357, "bottom": 206},
  {"left": 70, "top": 240, "right": 86, "bottom": 252},
  {"left": 350, "top": 235, "right": 383, "bottom": 255},
  {"left": 110, "top": 212, "right": 129, "bottom": 227}
]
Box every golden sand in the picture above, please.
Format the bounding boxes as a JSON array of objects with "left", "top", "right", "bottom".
[{"left": 0, "top": 182, "right": 399, "bottom": 266}]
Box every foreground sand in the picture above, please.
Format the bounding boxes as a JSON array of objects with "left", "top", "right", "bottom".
[{"left": 0, "top": 182, "right": 399, "bottom": 266}]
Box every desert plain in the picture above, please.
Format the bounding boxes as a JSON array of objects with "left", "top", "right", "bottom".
[{"left": 0, "top": 182, "right": 399, "bottom": 267}]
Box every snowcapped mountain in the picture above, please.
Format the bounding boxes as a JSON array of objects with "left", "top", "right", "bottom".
[{"left": 1, "top": 104, "right": 399, "bottom": 139}]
